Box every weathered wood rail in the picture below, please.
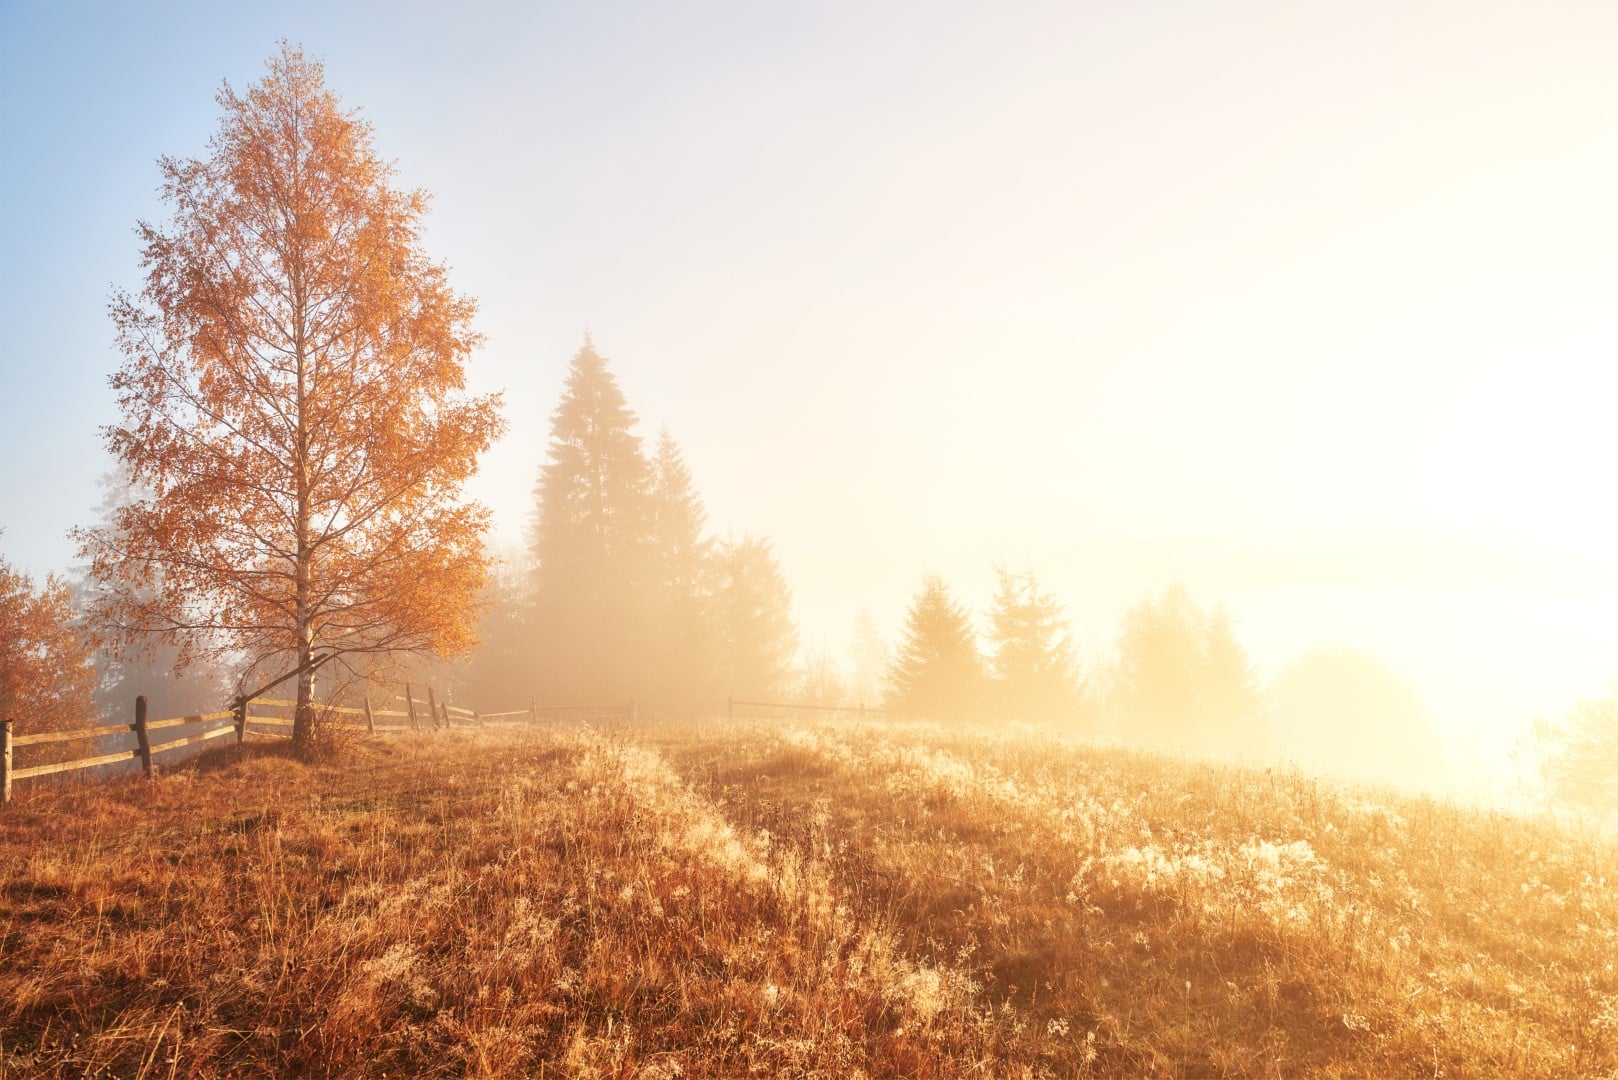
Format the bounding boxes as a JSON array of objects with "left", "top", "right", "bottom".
[
  {"left": 726, "top": 696, "right": 886, "bottom": 720},
  {"left": 0, "top": 688, "right": 636, "bottom": 804}
]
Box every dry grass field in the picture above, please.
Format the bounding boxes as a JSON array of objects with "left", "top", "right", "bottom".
[{"left": 2, "top": 717, "right": 1614, "bottom": 1077}]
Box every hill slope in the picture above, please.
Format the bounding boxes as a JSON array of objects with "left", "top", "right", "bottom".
[{"left": 1, "top": 718, "right": 1612, "bottom": 1077}]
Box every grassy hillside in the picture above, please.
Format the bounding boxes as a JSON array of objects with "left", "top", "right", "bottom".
[{"left": 1, "top": 717, "right": 1613, "bottom": 1077}]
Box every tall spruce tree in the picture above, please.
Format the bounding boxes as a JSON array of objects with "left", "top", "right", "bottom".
[
  {"left": 987, "top": 565, "right": 1083, "bottom": 723},
  {"left": 529, "top": 339, "right": 653, "bottom": 703},
  {"left": 647, "top": 428, "right": 715, "bottom": 709},
  {"left": 714, "top": 535, "right": 798, "bottom": 701},
  {"left": 888, "top": 573, "right": 985, "bottom": 721}
]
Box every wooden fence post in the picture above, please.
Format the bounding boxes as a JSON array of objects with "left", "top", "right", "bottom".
[
  {"left": 234, "top": 695, "right": 247, "bottom": 744},
  {"left": 405, "top": 683, "right": 419, "bottom": 733},
  {"left": 473, "top": 709, "right": 481, "bottom": 727},
  {"left": 440, "top": 701, "right": 450, "bottom": 729},
  {"left": 135, "top": 695, "right": 153, "bottom": 779},
  {"left": 364, "top": 696, "right": 376, "bottom": 735},
  {"left": 2, "top": 719, "right": 12, "bottom": 805},
  {"left": 427, "top": 687, "right": 439, "bottom": 731},
  {"left": 529, "top": 700, "right": 537, "bottom": 724}
]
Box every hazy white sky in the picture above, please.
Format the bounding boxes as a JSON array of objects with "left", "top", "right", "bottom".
[{"left": 5, "top": 1, "right": 1618, "bottom": 789}]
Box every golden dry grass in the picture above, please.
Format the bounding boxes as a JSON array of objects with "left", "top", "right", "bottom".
[{"left": 1, "top": 717, "right": 1614, "bottom": 1077}]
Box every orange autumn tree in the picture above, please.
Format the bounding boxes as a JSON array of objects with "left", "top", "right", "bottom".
[
  {"left": 77, "top": 46, "right": 504, "bottom": 750},
  {"left": 0, "top": 555, "right": 97, "bottom": 759}
]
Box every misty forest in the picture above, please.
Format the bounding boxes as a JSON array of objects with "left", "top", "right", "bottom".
[{"left": 6, "top": 16, "right": 1618, "bottom": 1080}]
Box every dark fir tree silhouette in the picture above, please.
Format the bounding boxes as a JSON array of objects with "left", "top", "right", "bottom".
[
  {"left": 714, "top": 535, "right": 798, "bottom": 701},
  {"left": 887, "top": 573, "right": 985, "bottom": 721},
  {"left": 529, "top": 339, "right": 654, "bottom": 703},
  {"left": 986, "top": 564, "right": 1083, "bottom": 723},
  {"left": 647, "top": 428, "right": 716, "bottom": 709}
]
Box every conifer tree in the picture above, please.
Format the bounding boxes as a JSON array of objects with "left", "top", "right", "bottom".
[
  {"left": 987, "top": 565, "right": 1082, "bottom": 723},
  {"left": 1110, "top": 585, "right": 1205, "bottom": 744},
  {"left": 1203, "top": 605, "right": 1267, "bottom": 749},
  {"left": 1109, "top": 586, "right": 1265, "bottom": 750},
  {"left": 887, "top": 573, "right": 985, "bottom": 721},
  {"left": 713, "top": 535, "right": 798, "bottom": 701},
  {"left": 647, "top": 427, "right": 715, "bottom": 708},
  {"left": 529, "top": 339, "right": 654, "bottom": 702}
]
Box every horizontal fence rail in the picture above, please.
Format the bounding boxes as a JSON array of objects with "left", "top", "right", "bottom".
[
  {"left": 0, "top": 688, "right": 865, "bottom": 804},
  {"left": 727, "top": 697, "right": 887, "bottom": 719},
  {"left": 4, "top": 703, "right": 239, "bottom": 787},
  {"left": 0, "top": 687, "right": 638, "bottom": 804}
]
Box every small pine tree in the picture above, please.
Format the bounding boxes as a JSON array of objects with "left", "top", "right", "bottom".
[
  {"left": 1202, "top": 605, "right": 1268, "bottom": 751},
  {"left": 1110, "top": 585, "right": 1205, "bottom": 744},
  {"left": 987, "top": 565, "right": 1082, "bottom": 724},
  {"left": 714, "top": 535, "right": 799, "bottom": 701},
  {"left": 887, "top": 573, "right": 985, "bottom": 721},
  {"left": 1109, "top": 586, "right": 1265, "bottom": 752},
  {"left": 647, "top": 428, "right": 716, "bottom": 710}
]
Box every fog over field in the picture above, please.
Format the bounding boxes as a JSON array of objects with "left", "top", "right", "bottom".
[
  {"left": 6, "top": 4, "right": 1618, "bottom": 800},
  {"left": 10, "top": 7, "right": 1618, "bottom": 1076}
]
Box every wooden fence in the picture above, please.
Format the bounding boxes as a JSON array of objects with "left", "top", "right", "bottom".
[
  {"left": 0, "top": 688, "right": 635, "bottom": 805},
  {"left": 0, "top": 692, "right": 880, "bottom": 804},
  {"left": 726, "top": 696, "right": 886, "bottom": 720}
]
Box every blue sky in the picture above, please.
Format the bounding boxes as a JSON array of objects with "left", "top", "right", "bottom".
[{"left": 6, "top": 1, "right": 1618, "bottom": 790}]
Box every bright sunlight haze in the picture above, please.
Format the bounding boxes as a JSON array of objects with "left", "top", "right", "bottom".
[{"left": 5, "top": 3, "right": 1618, "bottom": 796}]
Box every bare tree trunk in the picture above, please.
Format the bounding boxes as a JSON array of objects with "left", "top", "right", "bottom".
[
  {"left": 293, "top": 620, "right": 315, "bottom": 747},
  {"left": 292, "top": 359, "right": 314, "bottom": 748},
  {"left": 290, "top": 110, "right": 314, "bottom": 753}
]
